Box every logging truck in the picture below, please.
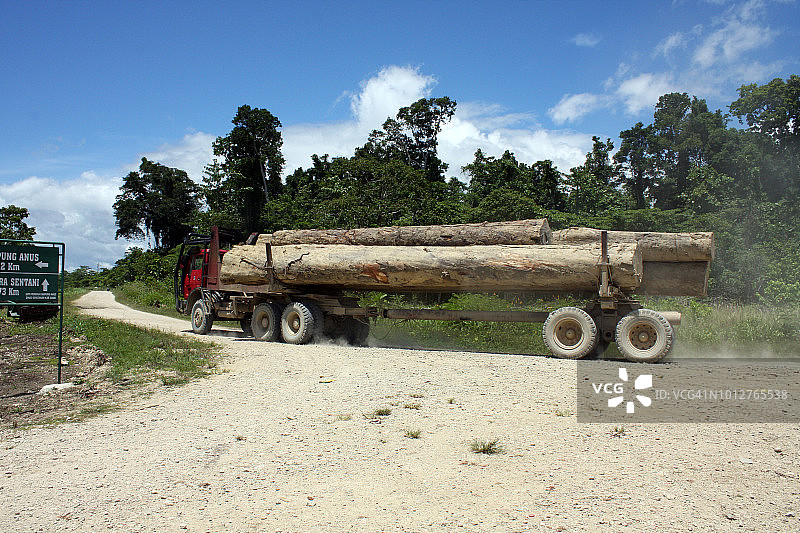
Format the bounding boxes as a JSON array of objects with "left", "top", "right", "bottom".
[{"left": 175, "top": 221, "right": 713, "bottom": 363}]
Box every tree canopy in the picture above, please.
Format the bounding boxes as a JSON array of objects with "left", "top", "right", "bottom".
[
  {"left": 0, "top": 205, "right": 35, "bottom": 240},
  {"left": 212, "top": 105, "right": 285, "bottom": 235},
  {"left": 113, "top": 158, "right": 200, "bottom": 249}
]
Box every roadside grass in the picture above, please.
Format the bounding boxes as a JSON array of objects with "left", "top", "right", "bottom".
[
  {"left": 470, "top": 438, "right": 504, "bottom": 455},
  {"left": 38, "top": 287, "right": 217, "bottom": 385},
  {"left": 112, "top": 281, "right": 239, "bottom": 329},
  {"left": 0, "top": 289, "right": 220, "bottom": 429},
  {"left": 363, "top": 407, "right": 392, "bottom": 419},
  {"left": 65, "top": 313, "right": 218, "bottom": 385},
  {"left": 113, "top": 281, "right": 185, "bottom": 320}
]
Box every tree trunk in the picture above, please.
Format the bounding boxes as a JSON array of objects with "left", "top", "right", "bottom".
[
  {"left": 219, "top": 242, "right": 643, "bottom": 293},
  {"left": 266, "top": 219, "right": 552, "bottom": 246},
  {"left": 552, "top": 227, "right": 714, "bottom": 262},
  {"left": 637, "top": 261, "right": 710, "bottom": 297}
]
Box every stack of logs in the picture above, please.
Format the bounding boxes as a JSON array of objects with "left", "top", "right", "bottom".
[{"left": 219, "top": 219, "right": 713, "bottom": 297}]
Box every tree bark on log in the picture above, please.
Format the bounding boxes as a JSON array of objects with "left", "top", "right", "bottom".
[
  {"left": 637, "top": 261, "right": 710, "bottom": 297},
  {"left": 219, "top": 243, "right": 643, "bottom": 293},
  {"left": 265, "top": 219, "right": 552, "bottom": 246},
  {"left": 552, "top": 227, "right": 714, "bottom": 262}
]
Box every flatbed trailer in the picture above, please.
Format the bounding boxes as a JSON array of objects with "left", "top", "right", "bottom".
[{"left": 175, "top": 227, "right": 683, "bottom": 362}]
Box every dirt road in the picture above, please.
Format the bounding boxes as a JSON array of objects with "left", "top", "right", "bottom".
[{"left": 1, "top": 291, "right": 798, "bottom": 531}]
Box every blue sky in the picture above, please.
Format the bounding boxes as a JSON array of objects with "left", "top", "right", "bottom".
[{"left": 1, "top": 0, "right": 797, "bottom": 269}]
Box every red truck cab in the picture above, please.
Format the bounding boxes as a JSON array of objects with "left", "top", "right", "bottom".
[
  {"left": 174, "top": 227, "right": 231, "bottom": 314},
  {"left": 180, "top": 249, "right": 227, "bottom": 300}
]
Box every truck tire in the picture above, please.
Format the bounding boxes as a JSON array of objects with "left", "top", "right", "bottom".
[
  {"left": 251, "top": 303, "right": 283, "bottom": 342},
  {"left": 191, "top": 300, "right": 213, "bottom": 335},
  {"left": 281, "top": 301, "right": 322, "bottom": 345},
  {"left": 542, "top": 307, "right": 598, "bottom": 359},
  {"left": 615, "top": 309, "right": 674, "bottom": 363}
]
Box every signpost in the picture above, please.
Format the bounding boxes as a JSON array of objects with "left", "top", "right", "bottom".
[{"left": 0, "top": 240, "right": 65, "bottom": 382}]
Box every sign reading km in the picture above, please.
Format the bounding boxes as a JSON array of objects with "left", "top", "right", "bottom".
[{"left": 0, "top": 244, "right": 60, "bottom": 303}]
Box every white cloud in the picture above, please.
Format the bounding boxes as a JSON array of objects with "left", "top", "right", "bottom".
[
  {"left": 565, "top": 0, "right": 783, "bottom": 122},
  {"left": 439, "top": 116, "right": 591, "bottom": 178},
  {"left": 571, "top": 33, "right": 600, "bottom": 47},
  {"left": 0, "top": 172, "right": 135, "bottom": 270},
  {"left": 282, "top": 65, "right": 435, "bottom": 173},
  {"left": 136, "top": 132, "right": 216, "bottom": 182},
  {"left": 616, "top": 73, "right": 675, "bottom": 114},
  {"left": 282, "top": 65, "right": 591, "bottom": 177},
  {"left": 350, "top": 65, "right": 436, "bottom": 129},
  {"left": 655, "top": 31, "right": 688, "bottom": 57},
  {"left": 693, "top": 0, "right": 776, "bottom": 69},
  {"left": 548, "top": 93, "right": 607, "bottom": 124}
]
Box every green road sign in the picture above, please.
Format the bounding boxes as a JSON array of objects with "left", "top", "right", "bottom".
[
  {"left": 0, "top": 273, "right": 60, "bottom": 303},
  {"left": 0, "top": 240, "right": 65, "bottom": 382},
  {"left": 0, "top": 244, "right": 60, "bottom": 274}
]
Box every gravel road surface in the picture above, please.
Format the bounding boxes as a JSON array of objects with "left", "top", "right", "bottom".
[{"left": 1, "top": 291, "right": 798, "bottom": 532}]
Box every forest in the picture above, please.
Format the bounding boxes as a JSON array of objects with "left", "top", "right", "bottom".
[{"left": 23, "top": 75, "right": 800, "bottom": 306}]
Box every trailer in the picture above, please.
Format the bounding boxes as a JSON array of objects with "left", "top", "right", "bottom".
[{"left": 174, "top": 224, "right": 699, "bottom": 363}]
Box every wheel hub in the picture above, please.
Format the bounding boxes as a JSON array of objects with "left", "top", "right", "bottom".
[
  {"left": 288, "top": 312, "right": 301, "bottom": 332},
  {"left": 555, "top": 319, "right": 583, "bottom": 347},
  {"left": 630, "top": 323, "right": 657, "bottom": 350}
]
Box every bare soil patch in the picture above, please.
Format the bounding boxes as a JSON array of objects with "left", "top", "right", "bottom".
[{"left": 0, "top": 319, "right": 121, "bottom": 428}]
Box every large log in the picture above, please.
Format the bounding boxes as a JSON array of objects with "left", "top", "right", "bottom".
[
  {"left": 552, "top": 227, "right": 714, "bottom": 262},
  {"left": 219, "top": 243, "right": 643, "bottom": 293},
  {"left": 266, "top": 219, "right": 552, "bottom": 246},
  {"left": 637, "top": 261, "right": 710, "bottom": 297}
]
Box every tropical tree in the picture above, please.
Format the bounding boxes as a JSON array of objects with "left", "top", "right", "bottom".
[
  {"left": 0, "top": 205, "right": 35, "bottom": 240},
  {"left": 614, "top": 122, "right": 657, "bottom": 209},
  {"left": 357, "top": 97, "right": 456, "bottom": 181},
  {"left": 212, "top": 105, "right": 285, "bottom": 234},
  {"left": 113, "top": 158, "right": 200, "bottom": 249},
  {"left": 730, "top": 75, "right": 800, "bottom": 198},
  {"left": 648, "top": 93, "right": 730, "bottom": 208},
  {"left": 564, "top": 137, "right": 625, "bottom": 214},
  {"left": 463, "top": 149, "right": 565, "bottom": 210}
]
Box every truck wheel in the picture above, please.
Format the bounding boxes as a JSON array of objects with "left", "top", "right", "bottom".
[
  {"left": 191, "top": 300, "right": 213, "bottom": 335},
  {"left": 281, "top": 302, "right": 322, "bottom": 345},
  {"left": 543, "top": 307, "right": 598, "bottom": 359},
  {"left": 615, "top": 309, "right": 674, "bottom": 363},
  {"left": 251, "top": 303, "right": 283, "bottom": 342},
  {"left": 346, "top": 318, "right": 370, "bottom": 346}
]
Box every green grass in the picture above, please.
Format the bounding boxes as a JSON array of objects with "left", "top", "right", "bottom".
[
  {"left": 113, "top": 281, "right": 186, "bottom": 320},
  {"left": 364, "top": 407, "right": 392, "bottom": 419},
  {"left": 11, "top": 288, "right": 220, "bottom": 386},
  {"left": 470, "top": 438, "right": 504, "bottom": 455},
  {"left": 404, "top": 429, "right": 422, "bottom": 439},
  {"left": 65, "top": 314, "right": 218, "bottom": 384},
  {"left": 611, "top": 425, "right": 626, "bottom": 438},
  {"left": 642, "top": 297, "right": 800, "bottom": 357}
]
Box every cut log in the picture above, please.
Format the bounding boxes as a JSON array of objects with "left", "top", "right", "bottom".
[
  {"left": 552, "top": 227, "right": 714, "bottom": 262},
  {"left": 219, "top": 243, "right": 643, "bottom": 293},
  {"left": 637, "top": 261, "right": 710, "bottom": 297},
  {"left": 266, "top": 219, "right": 552, "bottom": 246}
]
